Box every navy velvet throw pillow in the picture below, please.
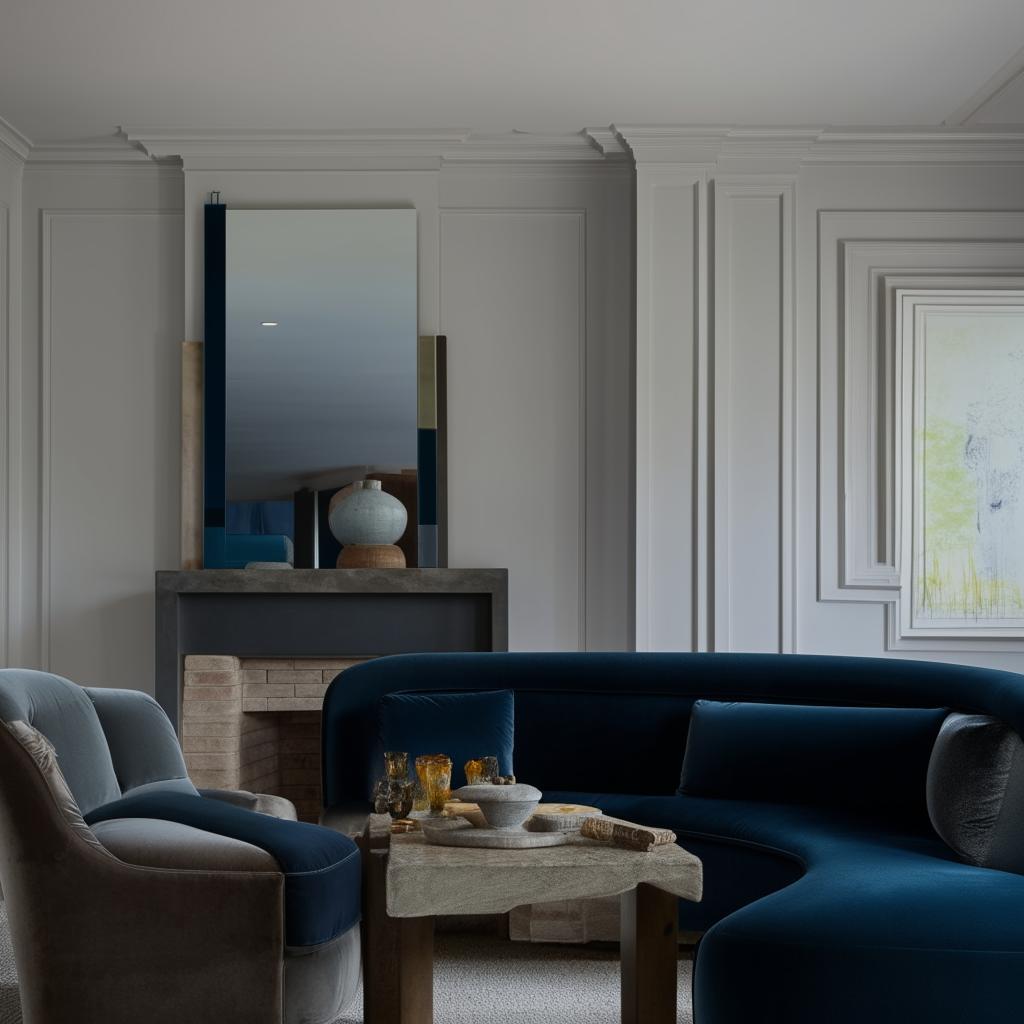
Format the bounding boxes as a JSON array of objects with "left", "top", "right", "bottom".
[
  {"left": 378, "top": 689, "right": 515, "bottom": 788},
  {"left": 679, "top": 699, "right": 947, "bottom": 819}
]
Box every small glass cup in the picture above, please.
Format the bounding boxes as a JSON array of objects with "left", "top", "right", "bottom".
[
  {"left": 372, "top": 777, "right": 391, "bottom": 815},
  {"left": 464, "top": 755, "right": 500, "bottom": 785},
  {"left": 384, "top": 750, "right": 409, "bottom": 781},
  {"left": 386, "top": 780, "right": 415, "bottom": 820},
  {"left": 415, "top": 753, "right": 453, "bottom": 815},
  {"left": 411, "top": 778, "right": 429, "bottom": 813}
]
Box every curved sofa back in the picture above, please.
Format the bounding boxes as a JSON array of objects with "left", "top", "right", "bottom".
[{"left": 321, "top": 652, "right": 1024, "bottom": 810}]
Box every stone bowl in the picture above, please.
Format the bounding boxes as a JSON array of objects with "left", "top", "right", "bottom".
[{"left": 453, "top": 783, "right": 542, "bottom": 831}]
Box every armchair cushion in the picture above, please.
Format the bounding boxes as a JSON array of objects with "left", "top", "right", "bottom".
[
  {"left": 85, "top": 791, "right": 361, "bottom": 947},
  {"left": 91, "top": 817, "right": 280, "bottom": 873}
]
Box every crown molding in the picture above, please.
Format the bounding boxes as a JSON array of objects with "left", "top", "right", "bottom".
[
  {"left": 944, "top": 43, "right": 1024, "bottom": 126},
  {"left": 0, "top": 115, "right": 32, "bottom": 162},
  {"left": 120, "top": 127, "right": 627, "bottom": 169},
  {"left": 17, "top": 123, "right": 1024, "bottom": 170},
  {"left": 26, "top": 136, "right": 161, "bottom": 166},
  {"left": 124, "top": 127, "right": 471, "bottom": 163},
  {"left": 615, "top": 124, "right": 1024, "bottom": 165},
  {"left": 581, "top": 128, "right": 631, "bottom": 160}
]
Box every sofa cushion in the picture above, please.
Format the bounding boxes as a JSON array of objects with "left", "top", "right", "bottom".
[
  {"left": 85, "top": 791, "right": 360, "bottom": 947},
  {"left": 0, "top": 669, "right": 121, "bottom": 815},
  {"left": 679, "top": 699, "right": 946, "bottom": 819},
  {"left": 927, "top": 712, "right": 1024, "bottom": 873},
  {"left": 378, "top": 689, "right": 515, "bottom": 789}
]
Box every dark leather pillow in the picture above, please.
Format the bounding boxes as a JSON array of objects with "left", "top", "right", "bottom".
[{"left": 927, "top": 713, "right": 1024, "bottom": 873}]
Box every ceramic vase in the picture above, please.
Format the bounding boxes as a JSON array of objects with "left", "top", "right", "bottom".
[{"left": 328, "top": 479, "right": 408, "bottom": 547}]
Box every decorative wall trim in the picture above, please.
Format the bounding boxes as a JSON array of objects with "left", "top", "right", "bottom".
[
  {"left": 712, "top": 177, "right": 796, "bottom": 653},
  {"left": 0, "top": 201, "right": 8, "bottom": 665},
  {"left": 124, "top": 128, "right": 623, "bottom": 169},
  {"left": 616, "top": 125, "right": 1024, "bottom": 166},
  {"left": 39, "top": 209, "right": 182, "bottom": 669},
  {"left": 633, "top": 168, "right": 707, "bottom": 651},
  {"left": 818, "top": 212, "right": 1024, "bottom": 609},
  {"left": 0, "top": 116, "right": 31, "bottom": 163},
  {"left": 27, "top": 138, "right": 157, "bottom": 165}
]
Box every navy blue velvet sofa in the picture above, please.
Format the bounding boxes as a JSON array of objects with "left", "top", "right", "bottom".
[{"left": 322, "top": 651, "right": 1024, "bottom": 1024}]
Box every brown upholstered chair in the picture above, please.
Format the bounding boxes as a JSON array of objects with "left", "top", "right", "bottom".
[{"left": 0, "top": 669, "right": 360, "bottom": 1024}]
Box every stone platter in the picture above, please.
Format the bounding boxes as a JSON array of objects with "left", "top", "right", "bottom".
[{"left": 421, "top": 818, "right": 568, "bottom": 849}]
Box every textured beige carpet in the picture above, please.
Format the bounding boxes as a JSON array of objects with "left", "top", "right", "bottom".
[{"left": 0, "top": 901, "right": 693, "bottom": 1023}]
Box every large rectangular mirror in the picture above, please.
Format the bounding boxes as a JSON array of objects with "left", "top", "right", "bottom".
[{"left": 203, "top": 205, "right": 440, "bottom": 568}]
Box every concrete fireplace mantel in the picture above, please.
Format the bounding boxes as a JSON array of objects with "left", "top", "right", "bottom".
[{"left": 155, "top": 568, "right": 509, "bottom": 731}]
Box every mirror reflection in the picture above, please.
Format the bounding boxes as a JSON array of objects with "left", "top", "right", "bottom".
[{"left": 223, "top": 208, "right": 418, "bottom": 567}]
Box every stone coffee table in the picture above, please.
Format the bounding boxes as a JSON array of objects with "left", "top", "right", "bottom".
[{"left": 357, "top": 814, "right": 702, "bottom": 1024}]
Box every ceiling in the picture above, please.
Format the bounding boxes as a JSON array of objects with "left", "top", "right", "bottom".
[{"left": 1, "top": 0, "right": 1023, "bottom": 144}]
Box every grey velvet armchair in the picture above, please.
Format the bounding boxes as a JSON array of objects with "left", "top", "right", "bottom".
[{"left": 0, "top": 669, "right": 361, "bottom": 1024}]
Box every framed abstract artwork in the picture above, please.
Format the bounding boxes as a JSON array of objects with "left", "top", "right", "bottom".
[{"left": 897, "top": 289, "right": 1024, "bottom": 638}]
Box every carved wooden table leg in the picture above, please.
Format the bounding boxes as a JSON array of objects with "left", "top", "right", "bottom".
[
  {"left": 620, "top": 883, "right": 678, "bottom": 1024},
  {"left": 360, "top": 836, "right": 434, "bottom": 1024}
]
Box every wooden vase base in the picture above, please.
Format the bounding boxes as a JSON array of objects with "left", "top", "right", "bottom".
[{"left": 338, "top": 544, "right": 407, "bottom": 569}]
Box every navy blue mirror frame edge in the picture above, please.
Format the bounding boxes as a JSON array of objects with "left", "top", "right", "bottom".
[
  {"left": 203, "top": 202, "right": 227, "bottom": 567},
  {"left": 201, "top": 201, "right": 447, "bottom": 568}
]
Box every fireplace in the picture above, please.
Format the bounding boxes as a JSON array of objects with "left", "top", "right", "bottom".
[{"left": 157, "top": 569, "right": 508, "bottom": 821}]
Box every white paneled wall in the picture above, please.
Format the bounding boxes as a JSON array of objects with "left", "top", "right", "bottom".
[
  {"left": 440, "top": 208, "right": 587, "bottom": 650},
  {"left": 626, "top": 128, "right": 1024, "bottom": 672},
  {"left": 42, "top": 210, "right": 182, "bottom": 688},
  {"left": 0, "top": 143, "right": 22, "bottom": 669},
  {"left": 11, "top": 165, "right": 184, "bottom": 687},
  {"left": 7, "top": 128, "right": 1024, "bottom": 690},
  {"left": 4, "top": 150, "right": 632, "bottom": 689}
]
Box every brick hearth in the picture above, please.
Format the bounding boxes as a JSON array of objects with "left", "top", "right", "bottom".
[{"left": 181, "top": 655, "right": 371, "bottom": 821}]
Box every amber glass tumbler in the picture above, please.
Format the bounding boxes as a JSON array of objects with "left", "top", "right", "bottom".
[{"left": 415, "top": 754, "right": 453, "bottom": 814}]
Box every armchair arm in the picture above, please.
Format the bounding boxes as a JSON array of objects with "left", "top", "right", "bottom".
[{"left": 199, "top": 787, "right": 298, "bottom": 821}]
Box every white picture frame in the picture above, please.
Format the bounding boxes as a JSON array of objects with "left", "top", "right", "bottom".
[{"left": 896, "top": 289, "right": 1024, "bottom": 639}]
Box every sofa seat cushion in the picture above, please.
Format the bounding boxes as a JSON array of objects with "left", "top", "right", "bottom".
[
  {"left": 547, "top": 791, "right": 1024, "bottom": 949},
  {"left": 548, "top": 790, "right": 1024, "bottom": 1023},
  {"left": 85, "top": 791, "right": 360, "bottom": 947}
]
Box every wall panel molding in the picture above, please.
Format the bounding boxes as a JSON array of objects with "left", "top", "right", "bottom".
[
  {"left": 818, "top": 212, "right": 1024, "bottom": 608},
  {"left": 40, "top": 208, "right": 183, "bottom": 677},
  {"left": 0, "top": 200, "right": 8, "bottom": 664},
  {"left": 439, "top": 206, "right": 589, "bottom": 651},
  {"left": 712, "top": 177, "right": 795, "bottom": 653},
  {"left": 634, "top": 166, "right": 708, "bottom": 651}
]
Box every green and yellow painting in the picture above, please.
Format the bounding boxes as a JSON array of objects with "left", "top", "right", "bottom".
[{"left": 913, "top": 309, "right": 1024, "bottom": 629}]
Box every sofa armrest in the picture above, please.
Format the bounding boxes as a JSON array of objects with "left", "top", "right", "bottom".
[{"left": 199, "top": 787, "right": 298, "bottom": 821}]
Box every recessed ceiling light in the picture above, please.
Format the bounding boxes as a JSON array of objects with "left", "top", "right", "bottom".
[{"left": 260, "top": 321, "right": 279, "bottom": 327}]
